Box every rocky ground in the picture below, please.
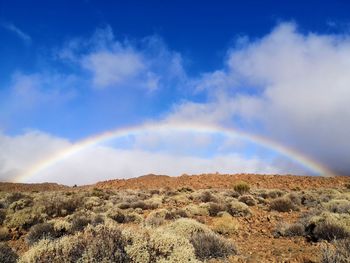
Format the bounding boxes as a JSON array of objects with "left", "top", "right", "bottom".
[{"left": 0, "top": 174, "right": 349, "bottom": 262}]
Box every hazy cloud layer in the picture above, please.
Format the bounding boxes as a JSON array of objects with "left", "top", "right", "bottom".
[{"left": 0, "top": 130, "right": 297, "bottom": 185}]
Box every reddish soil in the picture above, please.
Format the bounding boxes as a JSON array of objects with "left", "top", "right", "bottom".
[
  {"left": 0, "top": 182, "right": 68, "bottom": 192},
  {"left": 95, "top": 173, "right": 350, "bottom": 190}
]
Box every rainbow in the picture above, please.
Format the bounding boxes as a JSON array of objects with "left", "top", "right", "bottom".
[{"left": 14, "top": 122, "right": 336, "bottom": 183}]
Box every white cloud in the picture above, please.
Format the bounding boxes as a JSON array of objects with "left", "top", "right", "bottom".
[
  {"left": 2, "top": 22, "right": 31, "bottom": 43},
  {"left": 0, "top": 131, "right": 70, "bottom": 182},
  {"left": 59, "top": 26, "right": 187, "bottom": 91},
  {"left": 0, "top": 130, "right": 299, "bottom": 185},
  {"left": 167, "top": 22, "right": 350, "bottom": 175},
  {"left": 81, "top": 51, "right": 144, "bottom": 88}
]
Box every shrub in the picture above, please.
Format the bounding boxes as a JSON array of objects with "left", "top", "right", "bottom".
[
  {"left": 5, "top": 208, "right": 44, "bottom": 230},
  {"left": 84, "top": 196, "right": 103, "bottom": 210},
  {"left": 0, "top": 209, "right": 6, "bottom": 224},
  {"left": 199, "top": 191, "right": 217, "bottom": 203},
  {"left": 284, "top": 223, "right": 305, "bottom": 237},
  {"left": 148, "top": 230, "right": 198, "bottom": 262},
  {"left": 26, "top": 222, "right": 57, "bottom": 246},
  {"left": 70, "top": 216, "right": 90, "bottom": 233},
  {"left": 211, "top": 214, "right": 239, "bottom": 235},
  {"left": 150, "top": 189, "right": 160, "bottom": 195},
  {"left": 183, "top": 204, "right": 209, "bottom": 217},
  {"left": 108, "top": 209, "right": 143, "bottom": 224},
  {"left": 133, "top": 201, "right": 158, "bottom": 210},
  {"left": 118, "top": 202, "right": 131, "bottom": 209},
  {"left": 314, "top": 221, "right": 349, "bottom": 241},
  {"left": 118, "top": 201, "right": 158, "bottom": 210},
  {"left": 0, "top": 242, "right": 18, "bottom": 263},
  {"left": 190, "top": 232, "right": 237, "bottom": 260},
  {"left": 321, "top": 238, "right": 350, "bottom": 263},
  {"left": 267, "top": 189, "right": 285, "bottom": 199},
  {"left": 0, "top": 227, "right": 11, "bottom": 241},
  {"left": 226, "top": 201, "right": 251, "bottom": 217},
  {"left": 40, "top": 194, "right": 82, "bottom": 218},
  {"left": 166, "top": 208, "right": 189, "bottom": 219},
  {"left": 131, "top": 201, "right": 148, "bottom": 210},
  {"left": 325, "top": 200, "right": 350, "bottom": 214},
  {"left": 162, "top": 218, "right": 211, "bottom": 239},
  {"left": 49, "top": 219, "right": 71, "bottom": 236},
  {"left": 286, "top": 192, "right": 302, "bottom": 206},
  {"left": 108, "top": 209, "right": 127, "bottom": 223},
  {"left": 19, "top": 224, "right": 130, "bottom": 263},
  {"left": 270, "top": 197, "right": 298, "bottom": 212},
  {"left": 9, "top": 198, "right": 33, "bottom": 212},
  {"left": 90, "top": 188, "right": 110, "bottom": 200},
  {"left": 275, "top": 223, "right": 305, "bottom": 237},
  {"left": 208, "top": 202, "right": 225, "bottom": 217},
  {"left": 233, "top": 182, "right": 250, "bottom": 195},
  {"left": 238, "top": 195, "right": 256, "bottom": 206},
  {"left": 145, "top": 209, "right": 170, "bottom": 227},
  {"left": 224, "top": 190, "right": 240, "bottom": 198},
  {"left": 177, "top": 187, "right": 194, "bottom": 193},
  {"left": 5, "top": 192, "right": 26, "bottom": 205}
]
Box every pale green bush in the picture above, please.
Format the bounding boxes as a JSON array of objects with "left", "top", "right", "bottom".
[
  {"left": 233, "top": 182, "right": 250, "bottom": 195},
  {"left": 238, "top": 195, "right": 256, "bottom": 206},
  {"left": 211, "top": 213, "right": 239, "bottom": 235},
  {"left": 324, "top": 199, "right": 350, "bottom": 214},
  {"left": 321, "top": 238, "right": 350, "bottom": 263},
  {"left": 161, "top": 218, "right": 211, "bottom": 239},
  {"left": 226, "top": 201, "right": 251, "bottom": 217},
  {"left": 304, "top": 212, "right": 350, "bottom": 241},
  {"left": 183, "top": 204, "right": 209, "bottom": 217},
  {"left": 123, "top": 226, "right": 199, "bottom": 263},
  {"left": 19, "top": 223, "right": 130, "bottom": 263},
  {"left": 145, "top": 209, "right": 169, "bottom": 227},
  {"left": 5, "top": 208, "right": 44, "bottom": 230}
]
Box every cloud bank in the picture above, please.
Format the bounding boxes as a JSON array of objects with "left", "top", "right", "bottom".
[
  {"left": 0, "top": 130, "right": 301, "bottom": 185},
  {"left": 168, "top": 22, "right": 350, "bottom": 175}
]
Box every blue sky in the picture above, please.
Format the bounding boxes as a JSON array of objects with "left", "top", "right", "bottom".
[{"left": 1, "top": 1, "right": 350, "bottom": 184}]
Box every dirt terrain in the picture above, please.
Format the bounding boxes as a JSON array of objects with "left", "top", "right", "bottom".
[
  {"left": 0, "top": 174, "right": 349, "bottom": 262},
  {"left": 94, "top": 173, "right": 349, "bottom": 262},
  {"left": 0, "top": 182, "right": 68, "bottom": 192},
  {"left": 95, "top": 173, "right": 349, "bottom": 190}
]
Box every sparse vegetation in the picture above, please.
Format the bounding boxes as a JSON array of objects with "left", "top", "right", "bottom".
[
  {"left": 0, "top": 243, "right": 18, "bottom": 263},
  {"left": 26, "top": 222, "right": 56, "bottom": 246},
  {"left": 313, "top": 221, "right": 349, "bottom": 241},
  {"left": 211, "top": 213, "right": 239, "bottom": 235},
  {"left": 0, "top": 174, "right": 349, "bottom": 262},
  {"left": 190, "top": 232, "right": 237, "bottom": 260},
  {"left": 321, "top": 238, "right": 350, "bottom": 263},
  {"left": 238, "top": 194, "right": 256, "bottom": 206},
  {"left": 233, "top": 181, "right": 250, "bottom": 195},
  {"left": 270, "top": 197, "right": 298, "bottom": 212}
]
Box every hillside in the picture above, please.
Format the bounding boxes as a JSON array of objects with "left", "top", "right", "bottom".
[
  {"left": 0, "top": 174, "right": 349, "bottom": 262},
  {"left": 94, "top": 173, "right": 349, "bottom": 190}
]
